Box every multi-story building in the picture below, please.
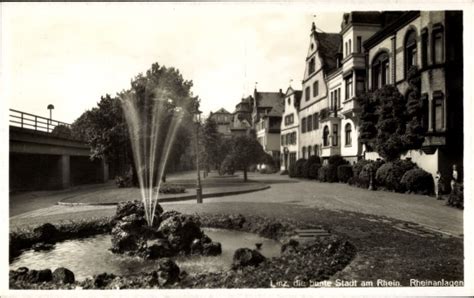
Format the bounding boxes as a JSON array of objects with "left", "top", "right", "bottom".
[
  {"left": 364, "top": 11, "right": 463, "bottom": 177},
  {"left": 230, "top": 96, "right": 253, "bottom": 136},
  {"left": 284, "top": 11, "right": 462, "bottom": 178},
  {"left": 322, "top": 12, "right": 403, "bottom": 163},
  {"left": 209, "top": 108, "right": 232, "bottom": 136},
  {"left": 253, "top": 88, "right": 285, "bottom": 167},
  {"left": 298, "top": 23, "right": 341, "bottom": 162},
  {"left": 280, "top": 87, "right": 302, "bottom": 171}
]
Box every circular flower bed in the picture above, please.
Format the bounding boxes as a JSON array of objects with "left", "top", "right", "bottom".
[{"left": 10, "top": 205, "right": 356, "bottom": 289}]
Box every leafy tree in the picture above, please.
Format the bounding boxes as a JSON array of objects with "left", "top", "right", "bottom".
[
  {"left": 402, "top": 66, "right": 425, "bottom": 150},
  {"left": 357, "top": 92, "right": 379, "bottom": 151},
  {"left": 373, "top": 85, "right": 407, "bottom": 161},
  {"left": 200, "top": 118, "right": 223, "bottom": 172},
  {"left": 51, "top": 124, "right": 72, "bottom": 138},
  {"left": 71, "top": 63, "right": 196, "bottom": 184},
  {"left": 225, "top": 134, "right": 266, "bottom": 181}
]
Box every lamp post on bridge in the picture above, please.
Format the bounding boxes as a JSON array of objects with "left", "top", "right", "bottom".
[
  {"left": 192, "top": 104, "right": 203, "bottom": 204},
  {"left": 47, "top": 104, "right": 54, "bottom": 132}
]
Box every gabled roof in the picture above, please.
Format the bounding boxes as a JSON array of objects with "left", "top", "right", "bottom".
[
  {"left": 315, "top": 32, "right": 342, "bottom": 73},
  {"left": 255, "top": 91, "right": 285, "bottom": 118},
  {"left": 213, "top": 108, "right": 231, "bottom": 114}
]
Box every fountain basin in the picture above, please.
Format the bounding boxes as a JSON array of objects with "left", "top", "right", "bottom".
[{"left": 10, "top": 228, "right": 281, "bottom": 281}]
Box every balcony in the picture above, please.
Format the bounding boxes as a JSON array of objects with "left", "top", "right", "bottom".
[{"left": 321, "top": 145, "right": 341, "bottom": 157}]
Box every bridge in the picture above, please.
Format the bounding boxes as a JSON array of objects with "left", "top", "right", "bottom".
[{"left": 9, "top": 109, "right": 109, "bottom": 191}]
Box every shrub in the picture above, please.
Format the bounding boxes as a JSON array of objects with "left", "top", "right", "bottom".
[
  {"left": 396, "top": 159, "right": 417, "bottom": 174},
  {"left": 358, "top": 160, "right": 384, "bottom": 189},
  {"left": 158, "top": 184, "right": 186, "bottom": 194},
  {"left": 375, "top": 162, "right": 405, "bottom": 192},
  {"left": 348, "top": 176, "right": 370, "bottom": 189},
  {"left": 328, "top": 154, "right": 348, "bottom": 167},
  {"left": 295, "top": 159, "right": 307, "bottom": 178},
  {"left": 401, "top": 168, "right": 434, "bottom": 195},
  {"left": 447, "top": 183, "right": 464, "bottom": 209},
  {"left": 115, "top": 173, "right": 133, "bottom": 188},
  {"left": 337, "top": 165, "right": 353, "bottom": 183},
  {"left": 280, "top": 170, "right": 289, "bottom": 175},
  {"left": 309, "top": 163, "right": 322, "bottom": 180},
  {"left": 302, "top": 156, "right": 321, "bottom": 179},
  {"left": 288, "top": 163, "right": 297, "bottom": 178},
  {"left": 353, "top": 159, "right": 371, "bottom": 178},
  {"left": 318, "top": 165, "right": 338, "bottom": 182},
  {"left": 219, "top": 155, "right": 235, "bottom": 175}
]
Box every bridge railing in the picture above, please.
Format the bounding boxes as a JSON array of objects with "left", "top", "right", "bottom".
[{"left": 9, "top": 109, "right": 71, "bottom": 133}]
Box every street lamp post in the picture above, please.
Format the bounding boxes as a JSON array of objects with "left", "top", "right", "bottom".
[
  {"left": 193, "top": 106, "right": 203, "bottom": 204},
  {"left": 47, "top": 104, "right": 54, "bottom": 132}
]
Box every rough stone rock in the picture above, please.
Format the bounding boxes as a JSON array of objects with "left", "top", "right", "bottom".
[
  {"left": 144, "top": 239, "right": 173, "bottom": 259},
  {"left": 33, "top": 223, "right": 58, "bottom": 243},
  {"left": 110, "top": 227, "right": 141, "bottom": 253},
  {"left": 158, "top": 214, "right": 203, "bottom": 251},
  {"left": 114, "top": 200, "right": 163, "bottom": 223},
  {"left": 160, "top": 210, "right": 181, "bottom": 221},
  {"left": 281, "top": 239, "right": 299, "bottom": 254},
  {"left": 190, "top": 238, "right": 203, "bottom": 254},
  {"left": 232, "top": 248, "right": 266, "bottom": 269},
  {"left": 22, "top": 269, "right": 53, "bottom": 283},
  {"left": 10, "top": 267, "right": 29, "bottom": 282},
  {"left": 156, "top": 258, "right": 180, "bottom": 285},
  {"left": 53, "top": 267, "right": 75, "bottom": 284},
  {"left": 93, "top": 272, "right": 116, "bottom": 288},
  {"left": 202, "top": 242, "right": 222, "bottom": 256},
  {"left": 32, "top": 242, "right": 55, "bottom": 252}
]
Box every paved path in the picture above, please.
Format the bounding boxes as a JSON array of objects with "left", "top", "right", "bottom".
[{"left": 10, "top": 172, "right": 463, "bottom": 236}]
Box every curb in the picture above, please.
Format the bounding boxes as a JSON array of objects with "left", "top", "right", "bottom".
[{"left": 57, "top": 185, "right": 270, "bottom": 207}]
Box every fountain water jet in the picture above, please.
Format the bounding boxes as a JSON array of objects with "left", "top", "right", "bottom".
[{"left": 120, "top": 89, "right": 185, "bottom": 227}]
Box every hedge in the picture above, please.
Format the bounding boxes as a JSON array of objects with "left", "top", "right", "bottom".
[
  {"left": 302, "top": 156, "right": 321, "bottom": 179},
  {"left": 318, "top": 165, "right": 338, "bottom": 182},
  {"left": 358, "top": 160, "right": 384, "bottom": 189},
  {"left": 337, "top": 165, "right": 353, "bottom": 183},
  {"left": 309, "top": 163, "right": 322, "bottom": 180},
  {"left": 328, "top": 155, "right": 348, "bottom": 167},
  {"left": 400, "top": 168, "right": 433, "bottom": 195},
  {"left": 295, "top": 159, "right": 307, "bottom": 178},
  {"left": 375, "top": 159, "right": 416, "bottom": 192},
  {"left": 219, "top": 155, "right": 235, "bottom": 175},
  {"left": 352, "top": 159, "right": 371, "bottom": 178}
]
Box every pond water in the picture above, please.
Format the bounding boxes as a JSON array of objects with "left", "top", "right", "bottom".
[{"left": 10, "top": 228, "right": 281, "bottom": 281}]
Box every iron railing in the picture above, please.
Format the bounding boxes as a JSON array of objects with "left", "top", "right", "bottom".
[{"left": 9, "top": 109, "right": 71, "bottom": 133}]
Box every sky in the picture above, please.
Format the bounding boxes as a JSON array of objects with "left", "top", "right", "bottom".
[{"left": 1, "top": 3, "right": 343, "bottom": 123}]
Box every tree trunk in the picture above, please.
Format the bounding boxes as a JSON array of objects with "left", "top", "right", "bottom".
[{"left": 243, "top": 168, "right": 247, "bottom": 182}]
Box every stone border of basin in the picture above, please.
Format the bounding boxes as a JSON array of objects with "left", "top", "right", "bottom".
[
  {"left": 57, "top": 184, "right": 270, "bottom": 206},
  {"left": 9, "top": 212, "right": 356, "bottom": 289}
]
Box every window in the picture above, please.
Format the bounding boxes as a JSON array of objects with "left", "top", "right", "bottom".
[
  {"left": 307, "top": 116, "right": 313, "bottom": 132},
  {"left": 314, "top": 145, "right": 318, "bottom": 156},
  {"left": 433, "top": 92, "right": 445, "bottom": 131},
  {"left": 302, "top": 117, "right": 307, "bottom": 133},
  {"left": 345, "top": 42, "right": 348, "bottom": 57},
  {"left": 421, "top": 30, "right": 428, "bottom": 67},
  {"left": 357, "top": 36, "right": 362, "bottom": 53},
  {"left": 337, "top": 88, "right": 341, "bottom": 108},
  {"left": 330, "top": 91, "right": 334, "bottom": 110},
  {"left": 309, "top": 58, "right": 315, "bottom": 74},
  {"left": 313, "top": 81, "right": 319, "bottom": 97},
  {"left": 421, "top": 95, "right": 429, "bottom": 131},
  {"left": 281, "top": 135, "right": 285, "bottom": 146},
  {"left": 302, "top": 147, "right": 306, "bottom": 159},
  {"left": 356, "top": 75, "right": 365, "bottom": 96},
  {"left": 313, "top": 113, "right": 319, "bottom": 130},
  {"left": 405, "top": 30, "right": 417, "bottom": 75},
  {"left": 372, "top": 52, "right": 389, "bottom": 90},
  {"left": 345, "top": 123, "right": 352, "bottom": 146},
  {"left": 433, "top": 29, "right": 444, "bottom": 64},
  {"left": 288, "top": 97, "right": 291, "bottom": 106},
  {"left": 348, "top": 39, "right": 352, "bottom": 55},
  {"left": 333, "top": 124, "right": 339, "bottom": 146},
  {"left": 305, "top": 86, "right": 310, "bottom": 101},
  {"left": 308, "top": 146, "right": 312, "bottom": 157},
  {"left": 323, "top": 126, "right": 329, "bottom": 146},
  {"left": 345, "top": 76, "right": 353, "bottom": 100}
]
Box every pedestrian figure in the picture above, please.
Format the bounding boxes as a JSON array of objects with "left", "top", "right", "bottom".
[
  {"left": 450, "top": 164, "right": 458, "bottom": 192},
  {"left": 434, "top": 171, "right": 442, "bottom": 200}
]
